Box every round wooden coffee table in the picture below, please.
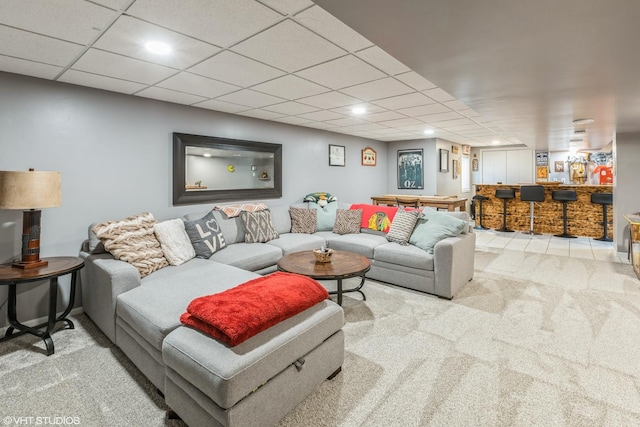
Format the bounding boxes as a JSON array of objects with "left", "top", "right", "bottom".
[{"left": 277, "top": 250, "right": 370, "bottom": 306}]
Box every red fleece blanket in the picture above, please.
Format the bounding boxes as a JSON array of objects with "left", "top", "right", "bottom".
[{"left": 180, "top": 272, "right": 329, "bottom": 346}]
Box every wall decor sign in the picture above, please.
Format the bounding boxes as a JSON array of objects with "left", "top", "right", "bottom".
[
  {"left": 535, "top": 151, "right": 549, "bottom": 166},
  {"left": 329, "top": 144, "right": 345, "bottom": 166},
  {"left": 439, "top": 148, "right": 449, "bottom": 172},
  {"left": 554, "top": 161, "right": 565, "bottom": 172},
  {"left": 451, "top": 145, "right": 459, "bottom": 154},
  {"left": 361, "top": 146, "right": 377, "bottom": 166},
  {"left": 397, "top": 149, "right": 424, "bottom": 189},
  {"left": 452, "top": 159, "right": 459, "bottom": 179},
  {"left": 462, "top": 144, "right": 471, "bottom": 155}
]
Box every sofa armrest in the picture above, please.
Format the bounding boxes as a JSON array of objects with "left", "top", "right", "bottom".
[
  {"left": 80, "top": 250, "right": 141, "bottom": 343},
  {"left": 433, "top": 232, "right": 476, "bottom": 299}
]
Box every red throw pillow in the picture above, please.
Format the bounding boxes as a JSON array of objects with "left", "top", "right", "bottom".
[{"left": 350, "top": 204, "right": 399, "bottom": 233}]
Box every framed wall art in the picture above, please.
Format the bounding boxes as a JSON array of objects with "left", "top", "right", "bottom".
[
  {"left": 361, "top": 146, "right": 377, "bottom": 166},
  {"left": 397, "top": 149, "right": 423, "bottom": 189},
  {"left": 452, "top": 159, "right": 459, "bottom": 179},
  {"left": 329, "top": 144, "right": 345, "bottom": 166},
  {"left": 451, "top": 145, "right": 459, "bottom": 154},
  {"left": 439, "top": 149, "right": 449, "bottom": 172},
  {"left": 554, "top": 161, "right": 565, "bottom": 172}
]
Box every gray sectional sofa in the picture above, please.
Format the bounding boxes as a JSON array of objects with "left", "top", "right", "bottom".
[{"left": 79, "top": 202, "right": 475, "bottom": 427}]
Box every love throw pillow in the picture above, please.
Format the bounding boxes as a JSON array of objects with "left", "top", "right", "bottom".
[{"left": 183, "top": 211, "right": 227, "bottom": 258}]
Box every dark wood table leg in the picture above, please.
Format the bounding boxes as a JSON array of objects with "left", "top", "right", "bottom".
[{"left": 336, "top": 279, "right": 343, "bottom": 306}]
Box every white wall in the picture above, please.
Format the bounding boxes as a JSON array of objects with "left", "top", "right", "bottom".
[
  {"left": 0, "top": 72, "right": 387, "bottom": 325},
  {"left": 613, "top": 133, "right": 640, "bottom": 252}
]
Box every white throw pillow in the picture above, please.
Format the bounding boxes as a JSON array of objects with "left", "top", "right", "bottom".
[{"left": 154, "top": 219, "right": 196, "bottom": 265}]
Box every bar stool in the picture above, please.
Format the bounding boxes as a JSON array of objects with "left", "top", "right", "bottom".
[
  {"left": 520, "top": 185, "right": 545, "bottom": 235},
  {"left": 591, "top": 192, "right": 613, "bottom": 241},
  {"left": 552, "top": 190, "right": 577, "bottom": 238},
  {"left": 495, "top": 189, "right": 515, "bottom": 232},
  {"left": 472, "top": 194, "right": 489, "bottom": 230},
  {"left": 395, "top": 196, "right": 420, "bottom": 208}
]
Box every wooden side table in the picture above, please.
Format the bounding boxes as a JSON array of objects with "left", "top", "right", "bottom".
[{"left": 0, "top": 256, "right": 84, "bottom": 355}]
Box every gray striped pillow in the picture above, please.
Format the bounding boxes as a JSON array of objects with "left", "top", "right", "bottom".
[
  {"left": 386, "top": 209, "right": 420, "bottom": 245},
  {"left": 332, "top": 209, "right": 362, "bottom": 235}
]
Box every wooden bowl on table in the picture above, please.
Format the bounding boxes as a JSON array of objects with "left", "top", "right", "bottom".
[{"left": 313, "top": 248, "right": 334, "bottom": 263}]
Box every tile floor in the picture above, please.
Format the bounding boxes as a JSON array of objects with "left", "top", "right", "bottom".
[{"left": 473, "top": 227, "right": 629, "bottom": 264}]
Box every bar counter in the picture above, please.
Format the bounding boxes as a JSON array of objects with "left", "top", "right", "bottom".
[{"left": 474, "top": 183, "right": 613, "bottom": 238}]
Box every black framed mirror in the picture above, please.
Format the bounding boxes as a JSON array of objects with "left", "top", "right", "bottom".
[{"left": 173, "top": 132, "right": 282, "bottom": 206}]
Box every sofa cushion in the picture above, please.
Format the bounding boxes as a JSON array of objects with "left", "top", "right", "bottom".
[
  {"left": 183, "top": 211, "right": 227, "bottom": 258},
  {"left": 154, "top": 219, "right": 196, "bottom": 266},
  {"left": 327, "top": 233, "right": 387, "bottom": 259},
  {"left": 410, "top": 211, "right": 467, "bottom": 253},
  {"left": 184, "top": 210, "right": 245, "bottom": 244},
  {"left": 332, "top": 209, "right": 362, "bottom": 235},
  {"left": 311, "top": 201, "right": 339, "bottom": 231},
  {"left": 241, "top": 210, "right": 279, "bottom": 243},
  {"left": 209, "top": 242, "right": 282, "bottom": 271},
  {"left": 289, "top": 207, "right": 316, "bottom": 234},
  {"left": 374, "top": 242, "right": 434, "bottom": 270},
  {"left": 92, "top": 212, "right": 168, "bottom": 278},
  {"left": 117, "top": 259, "right": 260, "bottom": 351},
  {"left": 386, "top": 209, "right": 420, "bottom": 245},
  {"left": 350, "top": 204, "right": 398, "bottom": 233},
  {"left": 266, "top": 233, "right": 325, "bottom": 255}
]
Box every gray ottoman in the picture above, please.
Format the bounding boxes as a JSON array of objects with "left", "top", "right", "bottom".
[{"left": 162, "top": 300, "right": 345, "bottom": 427}]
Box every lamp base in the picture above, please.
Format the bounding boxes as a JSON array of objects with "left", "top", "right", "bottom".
[{"left": 12, "top": 259, "right": 48, "bottom": 269}]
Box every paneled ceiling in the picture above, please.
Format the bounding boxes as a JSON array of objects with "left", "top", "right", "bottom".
[{"left": 1, "top": 0, "right": 629, "bottom": 151}]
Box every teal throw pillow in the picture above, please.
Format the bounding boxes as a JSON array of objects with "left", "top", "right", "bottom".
[
  {"left": 409, "top": 212, "right": 467, "bottom": 253},
  {"left": 310, "top": 201, "right": 338, "bottom": 231}
]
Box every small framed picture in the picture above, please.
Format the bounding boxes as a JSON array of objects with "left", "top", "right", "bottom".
[
  {"left": 439, "top": 149, "right": 449, "bottom": 172},
  {"left": 452, "top": 159, "right": 459, "bottom": 179},
  {"left": 329, "top": 144, "right": 345, "bottom": 166},
  {"left": 554, "top": 161, "right": 564, "bottom": 172},
  {"left": 361, "top": 146, "right": 377, "bottom": 166},
  {"left": 397, "top": 149, "right": 424, "bottom": 189},
  {"left": 462, "top": 144, "right": 471, "bottom": 155},
  {"left": 451, "top": 145, "right": 459, "bottom": 154}
]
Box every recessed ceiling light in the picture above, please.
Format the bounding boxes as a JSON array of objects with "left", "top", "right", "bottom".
[
  {"left": 145, "top": 41, "right": 171, "bottom": 55},
  {"left": 491, "top": 140, "right": 500, "bottom": 145},
  {"left": 573, "top": 118, "right": 595, "bottom": 125},
  {"left": 423, "top": 129, "right": 434, "bottom": 135},
  {"left": 351, "top": 106, "right": 366, "bottom": 115}
]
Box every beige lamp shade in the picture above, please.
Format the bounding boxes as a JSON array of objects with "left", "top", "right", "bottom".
[{"left": 0, "top": 170, "right": 62, "bottom": 209}]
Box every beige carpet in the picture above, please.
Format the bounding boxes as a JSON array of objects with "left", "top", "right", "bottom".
[{"left": 1, "top": 248, "right": 639, "bottom": 426}]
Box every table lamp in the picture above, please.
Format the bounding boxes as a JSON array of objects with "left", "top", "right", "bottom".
[{"left": 0, "top": 169, "right": 61, "bottom": 269}]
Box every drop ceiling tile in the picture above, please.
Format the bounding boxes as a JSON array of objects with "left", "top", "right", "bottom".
[
  {"left": 395, "top": 123, "right": 435, "bottom": 132},
  {"left": 394, "top": 71, "right": 437, "bottom": 91},
  {"left": 297, "top": 91, "right": 362, "bottom": 109},
  {"left": 252, "top": 74, "right": 329, "bottom": 100},
  {"left": 377, "top": 117, "right": 423, "bottom": 128},
  {"left": 127, "top": 0, "right": 282, "bottom": 48},
  {"left": 458, "top": 108, "right": 482, "bottom": 118},
  {"left": 445, "top": 123, "right": 487, "bottom": 132},
  {"left": 343, "top": 122, "right": 387, "bottom": 131},
  {"left": 91, "top": 0, "right": 131, "bottom": 10},
  {"left": 296, "top": 55, "right": 385, "bottom": 90},
  {"left": 364, "top": 111, "right": 406, "bottom": 122},
  {"left": 443, "top": 99, "right": 470, "bottom": 111},
  {"left": 329, "top": 103, "right": 387, "bottom": 116},
  {"left": 72, "top": 49, "right": 176, "bottom": 84},
  {"left": 137, "top": 86, "right": 207, "bottom": 105},
  {"left": 323, "top": 117, "right": 367, "bottom": 127},
  {"left": 294, "top": 5, "right": 373, "bottom": 52},
  {"left": 301, "top": 121, "right": 340, "bottom": 130},
  {"left": 417, "top": 111, "right": 465, "bottom": 123},
  {"left": 237, "top": 109, "right": 286, "bottom": 120},
  {"left": 157, "top": 72, "right": 240, "bottom": 98},
  {"left": 368, "top": 127, "right": 408, "bottom": 135},
  {"left": 397, "top": 103, "right": 451, "bottom": 117},
  {"left": 93, "top": 16, "right": 220, "bottom": 69},
  {"left": 58, "top": 69, "right": 146, "bottom": 94},
  {"left": 1, "top": 0, "right": 117, "bottom": 44},
  {"left": 274, "top": 116, "right": 314, "bottom": 125},
  {"left": 193, "top": 98, "right": 248, "bottom": 113},
  {"left": 263, "top": 101, "right": 319, "bottom": 115},
  {"left": 355, "top": 46, "right": 410, "bottom": 75},
  {"left": 0, "top": 55, "right": 62, "bottom": 79},
  {"left": 297, "top": 110, "right": 345, "bottom": 121},
  {"left": 217, "top": 89, "right": 285, "bottom": 108},
  {"left": 372, "top": 92, "right": 435, "bottom": 110},
  {"left": 341, "top": 77, "right": 413, "bottom": 101},
  {"left": 260, "top": 0, "right": 314, "bottom": 15},
  {"left": 188, "top": 51, "right": 285, "bottom": 87},
  {"left": 0, "top": 26, "right": 83, "bottom": 67},
  {"left": 423, "top": 87, "right": 456, "bottom": 102},
  {"left": 232, "top": 20, "right": 346, "bottom": 72},
  {"left": 436, "top": 118, "right": 478, "bottom": 128}
]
